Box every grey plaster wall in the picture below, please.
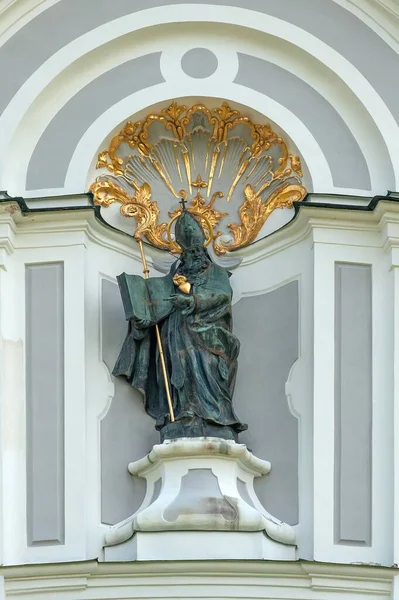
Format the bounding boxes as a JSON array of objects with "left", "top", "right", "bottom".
[
  {"left": 25, "top": 263, "right": 65, "bottom": 546},
  {"left": 101, "top": 279, "right": 158, "bottom": 526},
  {"left": 1, "top": 0, "right": 399, "bottom": 127},
  {"left": 233, "top": 282, "right": 299, "bottom": 526},
  {"left": 26, "top": 54, "right": 164, "bottom": 190},
  {"left": 236, "top": 54, "right": 374, "bottom": 190},
  {"left": 334, "top": 263, "right": 372, "bottom": 546},
  {"left": 181, "top": 48, "right": 218, "bottom": 79}
]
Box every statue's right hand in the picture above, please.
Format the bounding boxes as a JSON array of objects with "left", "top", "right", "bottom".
[
  {"left": 132, "top": 317, "right": 151, "bottom": 330},
  {"left": 169, "top": 294, "right": 194, "bottom": 311}
]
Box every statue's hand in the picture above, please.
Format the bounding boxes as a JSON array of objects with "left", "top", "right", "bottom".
[
  {"left": 132, "top": 317, "right": 151, "bottom": 330},
  {"left": 169, "top": 294, "right": 194, "bottom": 314}
]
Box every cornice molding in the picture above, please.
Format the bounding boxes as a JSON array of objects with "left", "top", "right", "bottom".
[
  {"left": 235, "top": 197, "right": 399, "bottom": 265},
  {"left": 1, "top": 559, "right": 395, "bottom": 597},
  {"left": 1, "top": 557, "right": 395, "bottom": 577},
  {"left": 0, "top": 201, "right": 166, "bottom": 267},
  {"left": 2, "top": 194, "right": 399, "bottom": 269}
]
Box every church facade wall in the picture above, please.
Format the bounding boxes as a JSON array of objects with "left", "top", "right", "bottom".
[{"left": 1, "top": 0, "right": 399, "bottom": 597}]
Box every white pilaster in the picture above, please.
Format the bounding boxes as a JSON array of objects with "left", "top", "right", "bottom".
[
  {"left": 385, "top": 227, "right": 399, "bottom": 567},
  {"left": 312, "top": 220, "right": 393, "bottom": 565},
  {"left": 312, "top": 238, "right": 335, "bottom": 561},
  {"left": 1, "top": 251, "right": 27, "bottom": 565}
]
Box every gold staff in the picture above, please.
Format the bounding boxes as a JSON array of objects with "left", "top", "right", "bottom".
[
  {"left": 91, "top": 180, "right": 176, "bottom": 422},
  {"left": 133, "top": 229, "right": 175, "bottom": 423}
]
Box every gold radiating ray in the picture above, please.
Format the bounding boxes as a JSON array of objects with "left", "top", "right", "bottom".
[
  {"left": 254, "top": 169, "right": 273, "bottom": 190},
  {"left": 207, "top": 145, "right": 221, "bottom": 198},
  {"left": 182, "top": 148, "right": 192, "bottom": 194},
  {"left": 189, "top": 137, "right": 196, "bottom": 171},
  {"left": 244, "top": 159, "right": 259, "bottom": 183},
  {"left": 205, "top": 136, "right": 213, "bottom": 171},
  {"left": 226, "top": 160, "right": 249, "bottom": 203},
  {"left": 173, "top": 144, "right": 183, "bottom": 183},
  {"left": 152, "top": 160, "right": 179, "bottom": 198},
  {"left": 218, "top": 141, "right": 229, "bottom": 179}
]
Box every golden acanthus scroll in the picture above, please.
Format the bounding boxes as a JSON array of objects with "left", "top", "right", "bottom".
[{"left": 90, "top": 101, "right": 307, "bottom": 254}]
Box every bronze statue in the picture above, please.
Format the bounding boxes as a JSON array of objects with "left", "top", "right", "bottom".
[{"left": 113, "top": 205, "right": 247, "bottom": 441}]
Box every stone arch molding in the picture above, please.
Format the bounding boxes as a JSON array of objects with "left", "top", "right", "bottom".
[
  {"left": 2, "top": 0, "right": 399, "bottom": 43},
  {"left": 0, "top": 3, "right": 398, "bottom": 197}
]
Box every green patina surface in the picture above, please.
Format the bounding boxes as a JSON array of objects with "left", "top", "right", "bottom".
[{"left": 113, "top": 210, "right": 247, "bottom": 442}]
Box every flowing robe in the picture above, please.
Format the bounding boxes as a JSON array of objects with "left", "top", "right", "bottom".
[{"left": 113, "top": 262, "right": 247, "bottom": 437}]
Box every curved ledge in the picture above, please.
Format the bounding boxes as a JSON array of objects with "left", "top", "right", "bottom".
[{"left": 128, "top": 438, "right": 271, "bottom": 477}]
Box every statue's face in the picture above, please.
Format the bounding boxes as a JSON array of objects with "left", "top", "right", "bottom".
[{"left": 182, "top": 247, "right": 209, "bottom": 273}]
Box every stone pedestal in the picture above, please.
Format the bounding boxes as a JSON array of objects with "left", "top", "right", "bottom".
[{"left": 104, "top": 438, "right": 297, "bottom": 561}]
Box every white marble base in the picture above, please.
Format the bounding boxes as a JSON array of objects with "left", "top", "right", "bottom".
[
  {"left": 104, "top": 530, "right": 296, "bottom": 561},
  {"left": 104, "top": 438, "right": 297, "bottom": 561}
]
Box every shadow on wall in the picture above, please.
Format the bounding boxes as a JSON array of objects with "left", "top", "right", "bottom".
[{"left": 234, "top": 281, "right": 299, "bottom": 526}]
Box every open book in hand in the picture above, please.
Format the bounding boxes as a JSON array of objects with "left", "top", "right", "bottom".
[{"left": 117, "top": 272, "right": 175, "bottom": 324}]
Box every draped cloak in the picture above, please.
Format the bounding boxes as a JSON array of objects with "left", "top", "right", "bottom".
[{"left": 113, "top": 261, "right": 247, "bottom": 435}]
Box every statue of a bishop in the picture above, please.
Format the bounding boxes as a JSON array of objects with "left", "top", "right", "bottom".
[{"left": 113, "top": 207, "right": 247, "bottom": 441}]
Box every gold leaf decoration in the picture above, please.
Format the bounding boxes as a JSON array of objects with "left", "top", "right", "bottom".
[
  {"left": 91, "top": 180, "right": 169, "bottom": 249},
  {"left": 90, "top": 101, "right": 307, "bottom": 254},
  {"left": 214, "top": 183, "right": 306, "bottom": 255}
]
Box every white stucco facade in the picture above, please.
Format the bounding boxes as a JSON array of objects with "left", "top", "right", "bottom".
[{"left": 1, "top": 0, "right": 399, "bottom": 598}]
